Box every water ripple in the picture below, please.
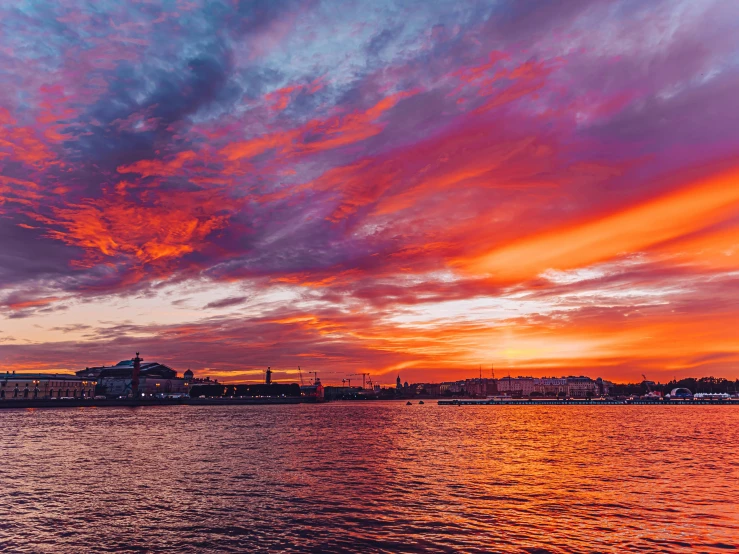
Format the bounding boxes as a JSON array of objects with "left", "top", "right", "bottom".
[{"left": 0, "top": 404, "right": 737, "bottom": 552}]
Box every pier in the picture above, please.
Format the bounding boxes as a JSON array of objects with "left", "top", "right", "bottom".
[
  {"left": 438, "top": 398, "right": 739, "bottom": 406},
  {"left": 0, "top": 396, "right": 302, "bottom": 410}
]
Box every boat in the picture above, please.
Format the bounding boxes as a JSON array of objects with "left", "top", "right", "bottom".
[
  {"left": 406, "top": 401, "right": 412, "bottom": 405},
  {"left": 418, "top": 400, "right": 424, "bottom": 405}
]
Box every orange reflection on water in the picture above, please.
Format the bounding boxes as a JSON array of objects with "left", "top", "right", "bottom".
[{"left": 0, "top": 403, "right": 736, "bottom": 552}]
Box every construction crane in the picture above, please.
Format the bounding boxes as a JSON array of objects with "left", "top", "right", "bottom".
[
  {"left": 641, "top": 373, "right": 662, "bottom": 399},
  {"left": 642, "top": 374, "right": 652, "bottom": 393},
  {"left": 351, "top": 373, "right": 371, "bottom": 389},
  {"left": 298, "top": 366, "right": 304, "bottom": 386}
]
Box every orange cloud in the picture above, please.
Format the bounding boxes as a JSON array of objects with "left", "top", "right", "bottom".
[
  {"left": 0, "top": 175, "right": 42, "bottom": 211},
  {"left": 41, "top": 188, "right": 236, "bottom": 268},
  {"left": 6, "top": 296, "right": 62, "bottom": 311},
  {"left": 459, "top": 167, "right": 739, "bottom": 281},
  {"left": 220, "top": 129, "right": 298, "bottom": 162},
  {"left": 219, "top": 90, "right": 417, "bottom": 162},
  {"left": 264, "top": 78, "right": 323, "bottom": 113},
  {"left": 298, "top": 90, "right": 416, "bottom": 154},
  {"left": 652, "top": 223, "right": 739, "bottom": 271},
  {"left": 117, "top": 150, "right": 198, "bottom": 177},
  {"left": 0, "top": 125, "right": 57, "bottom": 169}
]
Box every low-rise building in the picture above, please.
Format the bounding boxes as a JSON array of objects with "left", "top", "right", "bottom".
[
  {"left": 323, "top": 386, "right": 364, "bottom": 400},
  {"left": 0, "top": 372, "right": 96, "bottom": 400}
]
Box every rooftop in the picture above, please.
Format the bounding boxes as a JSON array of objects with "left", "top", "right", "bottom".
[{"left": 1, "top": 373, "right": 86, "bottom": 380}]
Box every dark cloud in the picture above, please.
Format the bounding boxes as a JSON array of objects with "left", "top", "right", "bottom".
[
  {"left": 229, "top": 0, "right": 310, "bottom": 37},
  {"left": 0, "top": 220, "right": 81, "bottom": 286},
  {"left": 49, "top": 323, "right": 92, "bottom": 333},
  {"left": 203, "top": 296, "right": 249, "bottom": 309},
  {"left": 366, "top": 26, "right": 404, "bottom": 58}
]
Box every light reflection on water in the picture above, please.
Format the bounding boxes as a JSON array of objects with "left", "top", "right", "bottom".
[{"left": 0, "top": 403, "right": 737, "bottom": 553}]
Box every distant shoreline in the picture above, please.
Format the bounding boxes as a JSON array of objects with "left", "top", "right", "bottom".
[{"left": 2, "top": 397, "right": 738, "bottom": 409}]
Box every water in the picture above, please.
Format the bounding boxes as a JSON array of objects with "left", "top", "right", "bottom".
[{"left": 0, "top": 403, "right": 737, "bottom": 553}]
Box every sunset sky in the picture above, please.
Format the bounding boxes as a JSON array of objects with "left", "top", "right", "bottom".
[{"left": 1, "top": 0, "right": 738, "bottom": 384}]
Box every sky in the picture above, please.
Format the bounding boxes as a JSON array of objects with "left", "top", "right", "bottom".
[{"left": 1, "top": 0, "right": 738, "bottom": 385}]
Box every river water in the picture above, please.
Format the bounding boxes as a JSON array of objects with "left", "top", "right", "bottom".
[{"left": 0, "top": 402, "right": 737, "bottom": 553}]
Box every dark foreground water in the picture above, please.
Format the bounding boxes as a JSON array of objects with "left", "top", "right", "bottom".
[{"left": 0, "top": 403, "right": 737, "bottom": 553}]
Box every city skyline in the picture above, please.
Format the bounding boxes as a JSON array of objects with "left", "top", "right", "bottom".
[{"left": 1, "top": 0, "right": 739, "bottom": 383}]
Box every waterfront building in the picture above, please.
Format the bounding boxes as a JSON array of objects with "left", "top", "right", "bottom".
[
  {"left": 496, "top": 377, "right": 536, "bottom": 397},
  {"left": 534, "top": 378, "right": 568, "bottom": 396},
  {"left": 300, "top": 374, "right": 325, "bottom": 402},
  {"left": 440, "top": 381, "right": 463, "bottom": 395},
  {"left": 565, "top": 376, "right": 598, "bottom": 398},
  {"left": 669, "top": 387, "right": 693, "bottom": 399},
  {"left": 189, "top": 382, "right": 301, "bottom": 398},
  {"left": 595, "top": 377, "right": 614, "bottom": 396},
  {"left": 488, "top": 376, "right": 608, "bottom": 398},
  {"left": 420, "top": 383, "right": 441, "bottom": 397},
  {"left": 94, "top": 359, "right": 189, "bottom": 398},
  {"left": 0, "top": 372, "right": 95, "bottom": 400},
  {"left": 323, "top": 386, "right": 364, "bottom": 401},
  {"left": 464, "top": 378, "right": 495, "bottom": 398}
]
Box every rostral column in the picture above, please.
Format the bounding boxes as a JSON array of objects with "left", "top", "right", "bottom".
[{"left": 132, "top": 352, "right": 143, "bottom": 398}]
